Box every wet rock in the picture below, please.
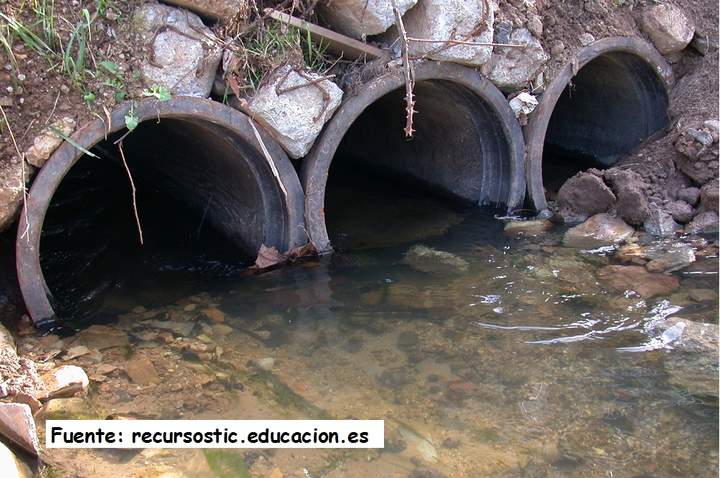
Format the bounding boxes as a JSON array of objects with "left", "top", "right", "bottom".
[
  {"left": 563, "top": 213, "right": 634, "bottom": 249},
  {"left": 409, "top": 468, "right": 447, "bottom": 478},
  {"left": 253, "top": 357, "right": 275, "bottom": 371},
  {"left": 508, "top": 92, "right": 538, "bottom": 126},
  {"left": 0, "top": 403, "right": 39, "bottom": 456},
  {"left": 688, "top": 288, "right": 717, "bottom": 303},
  {"left": 0, "top": 441, "right": 33, "bottom": 478},
  {"left": 160, "top": 0, "right": 246, "bottom": 20},
  {"left": 211, "top": 324, "right": 234, "bottom": 337},
  {"left": 604, "top": 169, "right": 650, "bottom": 225},
  {"left": 40, "top": 397, "right": 95, "bottom": 420},
  {"left": 201, "top": 307, "right": 225, "bottom": 323},
  {"left": 556, "top": 172, "right": 615, "bottom": 222},
  {"left": 246, "top": 65, "right": 343, "bottom": 159},
  {"left": 404, "top": 0, "right": 494, "bottom": 66},
  {"left": 403, "top": 245, "right": 469, "bottom": 274},
  {"left": 640, "top": 4, "right": 695, "bottom": 54},
  {"left": 397, "top": 331, "right": 419, "bottom": 349},
  {"left": 685, "top": 211, "right": 719, "bottom": 235},
  {"left": 643, "top": 209, "right": 680, "bottom": 237},
  {"left": 503, "top": 219, "right": 552, "bottom": 236},
  {"left": 645, "top": 243, "right": 695, "bottom": 273},
  {"left": 614, "top": 243, "right": 647, "bottom": 265},
  {"left": 658, "top": 318, "right": 718, "bottom": 398},
  {"left": 125, "top": 356, "right": 160, "bottom": 385},
  {"left": 665, "top": 200, "right": 694, "bottom": 224},
  {"left": 144, "top": 319, "right": 196, "bottom": 336},
  {"left": 24, "top": 116, "right": 76, "bottom": 168},
  {"left": 63, "top": 345, "right": 90, "bottom": 361},
  {"left": 318, "top": 0, "right": 416, "bottom": 39},
  {"left": 377, "top": 367, "right": 414, "bottom": 389},
  {"left": 133, "top": 3, "right": 222, "bottom": 97},
  {"left": 596, "top": 265, "right": 679, "bottom": 298},
  {"left": 700, "top": 179, "right": 719, "bottom": 212},
  {"left": 677, "top": 187, "right": 701, "bottom": 206},
  {"left": 72, "top": 324, "right": 129, "bottom": 350},
  {"left": 482, "top": 28, "right": 548, "bottom": 92},
  {"left": 42, "top": 365, "right": 89, "bottom": 399},
  {"left": 0, "top": 161, "right": 26, "bottom": 232}
]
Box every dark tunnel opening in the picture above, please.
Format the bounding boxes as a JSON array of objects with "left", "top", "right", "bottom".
[
  {"left": 40, "top": 120, "right": 262, "bottom": 322},
  {"left": 541, "top": 51, "right": 670, "bottom": 195},
  {"left": 324, "top": 79, "right": 519, "bottom": 251},
  {"left": 22, "top": 98, "right": 306, "bottom": 326}
]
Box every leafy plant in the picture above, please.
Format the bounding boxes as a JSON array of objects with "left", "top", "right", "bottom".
[
  {"left": 124, "top": 103, "right": 139, "bottom": 131},
  {"left": 141, "top": 85, "right": 171, "bottom": 101}
]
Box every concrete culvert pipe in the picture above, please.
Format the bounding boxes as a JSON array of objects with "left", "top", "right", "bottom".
[
  {"left": 301, "top": 62, "right": 527, "bottom": 253},
  {"left": 16, "top": 97, "right": 305, "bottom": 327},
  {"left": 525, "top": 37, "right": 675, "bottom": 212}
]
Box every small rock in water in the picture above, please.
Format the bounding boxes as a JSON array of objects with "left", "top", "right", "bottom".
[
  {"left": 596, "top": 265, "right": 680, "bottom": 298},
  {"left": 503, "top": 219, "right": 552, "bottom": 236},
  {"left": 403, "top": 245, "right": 469, "bottom": 274},
  {"left": 563, "top": 213, "right": 634, "bottom": 249},
  {"left": 63, "top": 345, "right": 91, "bottom": 360},
  {"left": 645, "top": 243, "right": 695, "bottom": 273},
  {"left": 124, "top": 356, "right": 160, "bottom": 385},
  {"left": 144, "top": 319, "right": 196, "bottom": 337},
  {"left": 201, "top": 307, "right": 225, "bottom": 323},
  {"left": 73, "top": 325, "right": 129, "bottom": 350},
  {"left": 688, "top": 288, "right": 717, "bottom": 303},
  {"left": 40, "top": 397, "right": 95, "bottom": 420},
  {"left": 42, "top": 365, "right": 89, "bottom": 399},
  {"left": 644, "top": 210, "right": 680, "bottom": 237},
  {"left": 0, "top": 403, "right": 39, "bottom": 456},
  {"left": 254, "top": 358, "right": 275, "bottom": 371}
]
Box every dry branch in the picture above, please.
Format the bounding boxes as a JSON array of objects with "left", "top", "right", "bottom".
[
  {"left": 390, "top": 0, "right": 416, "bottom": 138},
  {"left": 113, "top": 140, "right": 144, "bottom": 245}
]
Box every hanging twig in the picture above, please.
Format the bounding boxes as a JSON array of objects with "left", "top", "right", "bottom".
[
  {"left": 0, "top": 104, "right": 30, "bottom": 241},
  {"left": 390, "top": 0, "right": 416, "bottom": 138},
  {"left": 113, "top": 139, "right": 144, "bottom": 245},
  {"left": 248, "top": 117, "right": 288, "bottom": 201}
]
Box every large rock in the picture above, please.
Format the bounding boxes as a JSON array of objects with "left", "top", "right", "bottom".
[
  {"left": 160, "top": 0, "right": 247, "bottom": 20},
  {"left": 0, "top": 161, "right": 26, "bottom": 232},
  {"left": 596, "top": 265, "right": 680, "bottom": 298},
  {"left": 665, "top": 200, "right": 694, "bottom": 224},
  {"left": 24, "top": 117, "right": 76, "bottom": 168},
  {"left": 700, "top": 178, "right": 719, "bottom": 212},
  {"left": 403, "top": 0, "right": 494, "bottom": 66},
  {"left": 563, "top": 213, "right": 634, "bottom": 249},
  {"left": 556, "top": 172, "right": 615, "bottom": 222},
  {"left": 645, "top": 243, "right": 695, "bottom": 273},
  {"left": 133, "top": 2, "right": 222, "bottom": 97},
  {"left": 604, "top": 169, "right": 650, "bottom": 225},
  {"left": 0, "top": 403, "right": 39, "bottom": 456},
  {"left": 641, "top": 4, "right": 695, "bottom": 55},
  {"left": 0, "top": 441, "right": 32, "bottom": 478},
  {"left": 685, "top": 211, "right": 719, "bottom": 234},
  {"left": 318, "top": 0, "right": 417, "bottom": 40},
  {"left": 403, "top": 245, "right": 469, "bottom": 274},
  {"left": 246, "top": 65, "right": 343, "bottom": 159},
  {"left": 482, "top": 28, "right": 548, "bottom": 92}
]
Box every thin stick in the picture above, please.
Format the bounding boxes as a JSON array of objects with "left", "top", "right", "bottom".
[
  {"left": 407, "top": 37, "right": 527, "bottom": 48},
  {"left": 0, "top": 104, "right": 30, "bottom": 241},
  {"left": 390, "top": 0, "right": 416, "bottom": 138},
  {"left": 114, "top": 140, "right": 144, "bottom": 245},
  {"left": 248, "top": 117, "right": 288, "bottom": 200}
]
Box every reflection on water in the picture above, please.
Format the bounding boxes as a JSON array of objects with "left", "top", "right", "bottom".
[{"left": 29, "top": 173, "right": 719, "bottom": 478}]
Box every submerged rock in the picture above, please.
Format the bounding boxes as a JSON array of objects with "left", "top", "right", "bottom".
[
  {"left": 596, "top": 265, "right": 679, "bottom": 298},
  {"left": 403, "top": 245, "right": 469, "bottom": 274},
  {"left": 72, "top": 325, "right": 129, "bottom": 350},
  {"left": 563, "top": 213, "right": 634, "bottom": 249},
  {"left": 40, "top": 397, "right": 96, "bottom": 420},
  {"left": 645, "top": 243, "right": 696, "bottom": 273},
  {"left": 246, "top": 65, "right": 343, "bottom": 159},
  {"left": 503, "top": 219, "right": 552, "bottom": 236},
  {"left": 133, "top": 3, "right": 222, "bottom": 97},
  {"left": 125, "top": 356, "right": 160, "bottom": 385},
  {"left": 404, "top": 0, "right": 495, "bottom": 66}
]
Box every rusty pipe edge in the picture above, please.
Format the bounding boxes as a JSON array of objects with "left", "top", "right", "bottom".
[
  {"left": 16, "top": 97, "right": 306, "bottom": 327},
  {"left": 301, "top": 61, "right": 527, "bottom": 253},
  {"left": 524, "top": 36, "right": 675, "bottom": 213}
]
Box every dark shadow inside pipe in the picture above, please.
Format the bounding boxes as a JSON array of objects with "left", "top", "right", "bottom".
[
  {"left": 325, "top": 80, "right": 513, "bottom": 249},
  {"left": 40, "top": 119, "right": 268, "bottom": 322},
  {"left": 542, "top": 51, "right": 669, "bottom": 194}
]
